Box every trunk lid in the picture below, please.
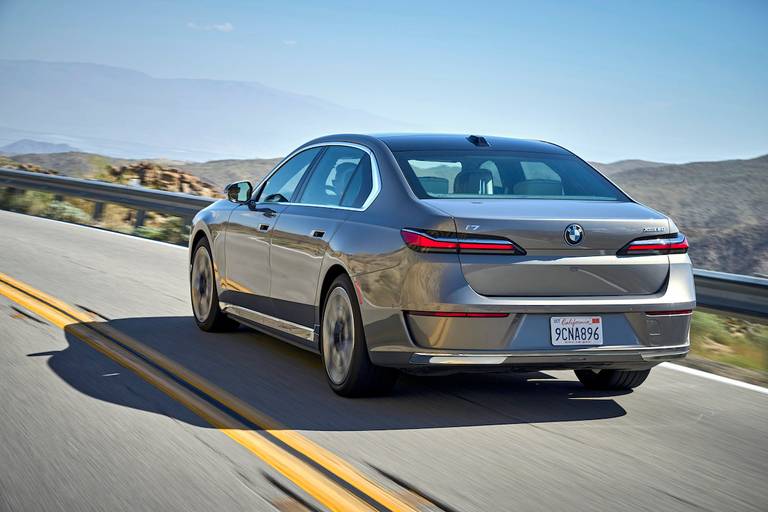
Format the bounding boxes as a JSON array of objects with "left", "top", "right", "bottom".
[{"left": 424, "top": 199, "right": 671, "bottom": 297}]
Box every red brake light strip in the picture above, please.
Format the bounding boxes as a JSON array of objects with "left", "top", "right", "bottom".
[
  {"left": 400, "top": 230, "right": 458, "bottom": 250},
  {"left": 622, "top": 234, "right": 688, "bottom": 255},
  {"left": 401, "top": 229, "right": 524, "bottom": 254}
]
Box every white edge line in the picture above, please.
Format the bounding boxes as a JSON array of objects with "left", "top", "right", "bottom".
[{"left": 661, "top": 362, "right": 768, "bottom": 395}]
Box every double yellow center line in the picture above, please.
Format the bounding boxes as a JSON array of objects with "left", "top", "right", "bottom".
[{"left": 0, "top": 272, "right": 420, "bottom": 512}]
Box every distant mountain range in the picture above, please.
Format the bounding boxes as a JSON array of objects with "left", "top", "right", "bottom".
[
  {"left": 0, "top": 139, "right": 80, "bottom": 155},
  {"left": 2, "top": 149, "right": 766, "bottom": 276},
  {"left": 0, "top": 60, "right": 405, "bottom": 161}
]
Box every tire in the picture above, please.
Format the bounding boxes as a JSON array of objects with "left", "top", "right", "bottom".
[
  {"left": 320, "top": 274, "right": 398, "bottom": 397},
  {"left": 190, "top": 238, "right": 239, "bottom": 332},
  {"left": 574, "top": 368, "right": 651, "bottom": 390}
]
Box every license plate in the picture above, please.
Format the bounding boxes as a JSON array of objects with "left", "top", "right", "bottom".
[{"left": 550, "top": 316, "right": 603, "bottom": 346}]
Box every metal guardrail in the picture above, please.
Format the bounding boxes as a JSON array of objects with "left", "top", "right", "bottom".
[
  {"left": 0, "top": 167, "right": 215, "bottom": 225},
  {"left": 1, "top": 167, "right": 766, "bottom": 320},
  {"left": 693, "top": 269, "right": 768, "bottom": 321}
]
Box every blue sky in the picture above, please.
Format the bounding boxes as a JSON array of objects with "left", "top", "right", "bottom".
[{"left": 0, "top": 0, "right": 766, "bottom": 162}]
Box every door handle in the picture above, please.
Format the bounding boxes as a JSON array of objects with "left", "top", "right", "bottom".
[
  {"left": 311, "top": 229, "right": 326, "bottom": 238},
  {"left": 251, "top": 205, "right": 277, "bottom": 218},
  {"left": 259, "top": 224, "right": 270, "bottom": 231}
]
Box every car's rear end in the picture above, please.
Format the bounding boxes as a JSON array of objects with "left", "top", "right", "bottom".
[{"left": 356, "top": 135, "right": 694, "bottom": 388}]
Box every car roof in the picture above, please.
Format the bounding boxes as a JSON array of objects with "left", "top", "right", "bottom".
[{"left": 370, "top": 133, "right": 572, "bottom": 154}]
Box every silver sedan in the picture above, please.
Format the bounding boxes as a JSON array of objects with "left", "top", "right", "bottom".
[{"left": 190, "top": 134, "right": 695, "bottom": 397}]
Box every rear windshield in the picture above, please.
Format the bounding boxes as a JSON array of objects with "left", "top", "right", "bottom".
[{"left": 394, "top": 150, "right": 628, "bottom": 201}]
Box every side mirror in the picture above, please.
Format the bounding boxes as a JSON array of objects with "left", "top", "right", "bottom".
[{"left": 225, "top": 181, "right": 253, "bottom": 203}]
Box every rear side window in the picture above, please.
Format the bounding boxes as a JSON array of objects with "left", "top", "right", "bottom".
[
  {"left": 298, "top": 146, "right": 373, "bottom": 208},
  {"left": 395, "top": 150, "right": 626, "bottom": 201}
]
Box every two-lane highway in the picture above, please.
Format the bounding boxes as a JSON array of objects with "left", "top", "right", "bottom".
[{"left": 1, "top": 210, "right": 767, "bottom": 511}]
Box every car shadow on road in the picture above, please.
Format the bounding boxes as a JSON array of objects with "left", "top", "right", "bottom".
[{"left": 31, "top": 315, "right": 629, "bottom": 431}]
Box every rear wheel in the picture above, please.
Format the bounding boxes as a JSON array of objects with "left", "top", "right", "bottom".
[
  {"left": 321, "top": 275, "right": 398, "bottom": 397},
  {"left": 575, "top": 368, "right": 651, "bottom": 390},
  {"left": 191, "top": 238, "right": 239, "bottom": 332}
]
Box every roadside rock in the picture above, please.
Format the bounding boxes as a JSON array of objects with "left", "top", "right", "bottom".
[
  {"left": 0, "top": 157, "right": 57, "bottom": 174},
  {"left": 108, "top": 162, "right": 220, "bottom": 198}
]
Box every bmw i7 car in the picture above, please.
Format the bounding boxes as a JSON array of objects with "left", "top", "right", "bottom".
[{"left": 189, "top": 134, "right": 695, "bottom": 397}]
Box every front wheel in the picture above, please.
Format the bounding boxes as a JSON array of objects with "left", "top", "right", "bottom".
[
  {"left": 321, "top": 275, "right": 398, "bottom": 397},
  {"left": 574, "top": 368, "right": 651, "bottom": 390},
  {"left": 191, "top": 238, "right": 239, "bottom": 332}
]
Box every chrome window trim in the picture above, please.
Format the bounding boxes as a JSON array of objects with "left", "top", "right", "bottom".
[{"left": 253, "top": 142, "right": 381, "bottom": 212}]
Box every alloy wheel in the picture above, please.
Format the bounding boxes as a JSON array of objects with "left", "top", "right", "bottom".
[
  {"left": 191, "top": 247, "right": 214, "bottom": 322},
  {"left": 322, "top": 287, "right": 356, "bottom": 385}
]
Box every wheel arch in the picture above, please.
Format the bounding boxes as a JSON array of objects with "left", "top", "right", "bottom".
[
  {"left": 189, "top": 221, "right": 215, "bottom": 265},
  {"left": 191, "top": 229, "right": 208, "bottom": 251},
  {"left": 315, "top": 264, "right": 352, "bottom": 326}
]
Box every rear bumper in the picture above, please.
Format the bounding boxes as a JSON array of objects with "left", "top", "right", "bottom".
[
  {"left": 356, "top": 254, "right": 695, "bottom": 370},
  {"left": 380, "top": 344, "right": 689, "bottom": 371},
  {"left": 366, "top": 310, "right": 691, "bottom": 370},
  {"left": 366, "top": 307, "right": 692, "bottom": 370}
]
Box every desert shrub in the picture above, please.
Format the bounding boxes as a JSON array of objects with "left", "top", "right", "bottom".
[
  {"left": 134, "top": 225, "right": 164, "bottom": 240},
  {"left": 134, "top": 216, "right": 189, "bottom": 244},
  {"left": 0, "top": 188, "right": 55, "bottom": 215},
  {"left": 41, "top": 201, "right": 91, "bottom": 223}
]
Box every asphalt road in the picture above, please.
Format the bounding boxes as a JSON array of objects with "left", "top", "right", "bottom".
[{"left": 1, "top": 210, "right": 766, "bottom": 512}]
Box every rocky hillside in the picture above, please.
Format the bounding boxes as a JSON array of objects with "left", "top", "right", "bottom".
[
  {"left": 181, "top": 158, "right": 283, "bottom": 188},
  {"left": 107, "top": 162, "right": 220, "bottom": 198},
  {"left": 589, "top": 159, "right": 669, "bottom": 176},
  {"left": 0, "top": 151, "right": 184, "bottom": 179},
  {"left": 0, "top": 155, "right": 57, "bottom": 174},
  {"left": 600, "top": 155, "right": 768, "bottom": 276},
  {"left": 108, "top": 162, "right": 221, "bottom": 197},
  {"left": 0, "top": 151, "right": 278, "bottom": 188},
  {"left": 0, "top": 154, "right": 219, "bottom": 198}
]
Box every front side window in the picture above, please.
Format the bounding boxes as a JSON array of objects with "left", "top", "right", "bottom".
[
  {"left": 298, "top": 146, "right": 373, "bottom": 208},
  {"left": 394, "top": 150, "right": 627, "bottom": 201},
  {"left": 257, "top": 148, "right": 321, "bottom": 203}
]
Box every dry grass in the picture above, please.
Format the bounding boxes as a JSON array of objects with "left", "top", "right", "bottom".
[
  {"left": 690, "top": 311, "right": 767, "bottom": 372},
  {"left": 686, "top": 311, "right": 768, "bottom": 385}
]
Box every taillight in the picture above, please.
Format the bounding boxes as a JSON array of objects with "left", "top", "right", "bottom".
[
  {"left": 401, "top": 228, "right": 526, "bottom": 255},
  {"left": 400, "top": 230, "right": 458, "bottom": 251},
  {"left": 618, "top": 233, "right": 688, "bottom": 256}
]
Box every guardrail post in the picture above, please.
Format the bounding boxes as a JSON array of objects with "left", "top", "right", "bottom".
[
  {"left": 92, "top": 202, "right": 105, "bottom": 222},
  {"left": 134, "top": 209, "right": 146, "bottom": 228}
]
